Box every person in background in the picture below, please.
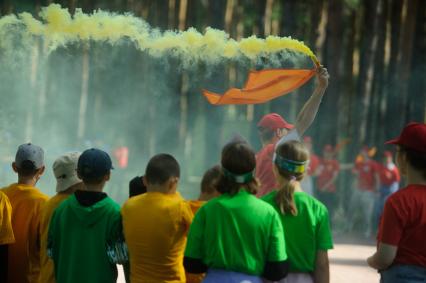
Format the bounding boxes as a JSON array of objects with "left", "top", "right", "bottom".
[
  {"left": 315, "top": 144, "right": 340, "bottom": 226},
  {"left": 0, "top": 191, "right": 14, "bottom": 282},
  {"left": 122, "top": 154, "right": 192, "bottom": 283},
  {"left": 262, "top": 140, "right": 333, "bottom": 283},
  {"left": 184, "top": 140, "right": 288, "bottom": 283},
  {"left": 39, "top": 152, "right": 83, "bottom": 283},
  {"left": 300, "top": 136, "right": 320, "bottom": 196},
  {"left": 186, "top": 165, "right": 221, "bottom": 283},
  {"left": 367, "top": 122, "right": 426, "bottom": 282},
  {"left": 48, "top": 148, "right": 126, "bottom": 283},
  {"left": 373, "top": 150, "right": 400, "bottom": 227},
  {"left": 347, "top": 146, "right": 380, "bottom": 238},
  {"left": 256, "top": 67, "right": 329, "bottom": 197},
  {"left": 128, "top": 175, "right": 147, "bottom": 198},
  {"left": 2, "top": 143, "right": 48, "bottom": 283}
]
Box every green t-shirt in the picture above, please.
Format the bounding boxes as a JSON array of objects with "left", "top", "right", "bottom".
[
  {"left": 262, "top": 191, "right": 333, "bottom": 272},
  {"left": 185, "top": 190, "right": 287, "bottom": 276}
]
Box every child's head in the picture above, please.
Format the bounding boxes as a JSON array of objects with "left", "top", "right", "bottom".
[
  {"left": 386, "top": 122, "right": 426, "bottom": 179},
  {"left": 12, "top": 143, "right": 45, "bottom": 180},
  {"left": 77, "top": 148, "right": 113, "bottom": 189},
  {"left": 217, "top": 141, "right": 258, "bottom": 195},
  {"left": 274, "top": 140, "right": 309, "bottom": 215},
  {"left": 129, "top": 175, "right": 147, "bottom": 198},
  {"left": 200, "top": 165, "right": 221, "bottom": 200},
  {"left": 144, "top": 154, "right": 180, "bottom": 193},
  {"left": 53, "top": 152, "right": 83, "bottom": 193}
]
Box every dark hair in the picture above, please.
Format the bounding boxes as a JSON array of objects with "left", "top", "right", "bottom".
[
  {"left": 201, "top": 165, "right": 221, "bottom": 194},
  {"left": 81, "top": 175, "right": 105, "bottom": 185},
  {"left": 217, "top": 142, "right": 258, "bottom": 195},
  {"left": 400, "top": 146, "right": 426, "bottom": 178},
  {"left": 275, "top": 140, "right": 309, "bottom": 215},
  {"left": 258, "top": 126, "right": 275, "bottom": 143},
  {"left": 129, "top": 176, "right": 147, "bottom": 198},
  {"left": 145, "top": 154, "right": 180, "bottom": 185},
  {"left": 16, "top": 160, "right": 39, "bottom": 177}
]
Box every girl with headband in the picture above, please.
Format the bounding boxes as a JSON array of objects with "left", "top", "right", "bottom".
[
  {"left": 184, "top": 140, "right": 289, "bottom": 282},
  {"left": 262, "top": 140, "right": 333, "bottom": 283}
]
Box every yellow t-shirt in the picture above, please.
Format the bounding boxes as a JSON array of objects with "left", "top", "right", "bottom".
[
  {"left": 0, "top": 191, "right": 14, "bottom": 245},
  {"left": 39, "top": 193, "right": 70, "bottom": 283},
  {"left": 185, "top": 200, "right": 206, "bottom": 283},
  {"left": 2, "top": 183, "right": 48, "bottom": 283},
  {"left": 122, "top": 192, "right": 193, "bottom": 283}
]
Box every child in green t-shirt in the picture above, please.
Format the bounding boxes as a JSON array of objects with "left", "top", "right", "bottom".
[{"left": 262, "top": 140, "right": 333, "bottom": 283}]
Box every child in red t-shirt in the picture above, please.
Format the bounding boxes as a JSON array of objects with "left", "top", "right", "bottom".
[
  {"left": 316, "top": 145, "right": 339, "bottom": 226},
  {"left": 367, "top": 122, "right": 426, "bottom": 281}
]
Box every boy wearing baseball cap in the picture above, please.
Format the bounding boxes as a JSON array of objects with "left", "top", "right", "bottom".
[
  {"left": 122, "top": 153, "right": 193, "bottom": 282},
  {"left": 256, "top": 67, "right": 329, "bottom": 196},
  {"left": 1, "top": 143, "right": 48, "bottom": 283},
  {"left": 367, "top": 123, "right": 426, "bottom": 281},
  {"left": 39, "top": 152, "right": 84, "bottom": 283},
  {"left": 48, "top": 148, "right": 126, "bottom": 283}
]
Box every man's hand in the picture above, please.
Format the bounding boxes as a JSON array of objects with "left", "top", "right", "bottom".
[{"left": 316, "top": 66, "right": 329, "bottom": 89}]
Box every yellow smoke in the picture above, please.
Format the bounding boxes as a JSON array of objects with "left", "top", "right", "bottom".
[{"left": 0, "top": 4, "right": 318, "bottom": 65}]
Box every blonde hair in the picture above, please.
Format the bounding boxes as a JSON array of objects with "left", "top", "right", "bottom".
[{"left": 275, "top": 140, "right": 309, "bottom": 215}]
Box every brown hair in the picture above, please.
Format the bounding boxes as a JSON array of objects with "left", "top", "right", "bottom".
[
  {"left": 217, "top": 142, "right": 258, "bottom": 195},
  {"left": 201, "top": 165, "right": 221, "bottom": 194},
  {"left": 275, "top": 140, "right": 309, "bottom": 215}
]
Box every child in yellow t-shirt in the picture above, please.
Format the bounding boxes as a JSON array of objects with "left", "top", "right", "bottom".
[
  {"left": 1, "top": 143, "right": 48, "bottom": 283},
  {"left": 0, "top": 191, "right": 15, "bottom": 282},
  {"left": 39, "top": 152, "right": 83, "bottom": 283},
  {"left": 186, "top": 165, "right": 221, "bottom": 283},
  {"left": 122, "top": 154, "right": 193, "bottom": 283}
]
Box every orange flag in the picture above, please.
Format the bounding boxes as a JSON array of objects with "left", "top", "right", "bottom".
[{"left": 203, "top": 68, "right": 316, "bottom": 105}]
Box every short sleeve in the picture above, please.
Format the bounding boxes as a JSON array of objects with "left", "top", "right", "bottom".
[
  {"left": 316, "top": 207, "right": 333, "bottom": 250},
  {"left": 267, "top": 212, "right": 287, "bottom": 262},
  {"left": 181, "top": 201, "right": 194, "bottom": 232},
  {"left": 377, "top": 197, "right": 403, "bottom": 245},
  {"left": 185, "top": 207, "right": 205, "bottom": 259},
  {"left": 0, "top": 193, "right": 14, "bottom": 245}
]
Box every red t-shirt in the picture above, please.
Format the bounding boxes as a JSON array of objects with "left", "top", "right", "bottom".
[
  {"left": 377, "top": 185, "right": 426, "bottom": 267},
  {"left": 316, "top": 159, "right": 340, "bottom": 193},
  {"left": 377, "top": 163, "right": 400, "bottom": 186},
  {"left": 353, "top": 160, "right": 379, "bottom": 192},
  {"left": 308, "top": 154, "right": 320, "bottom": 176},
  {"left": 256, "top": 144, "right": 277, "bottom": 197}
]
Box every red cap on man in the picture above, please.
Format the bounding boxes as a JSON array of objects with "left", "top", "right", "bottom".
[
  {"left": 385, "top": 122, "right": 426, "bottom": 153},
  {"left": 257, "top": 113, "right": 294, "bottom": 130}
]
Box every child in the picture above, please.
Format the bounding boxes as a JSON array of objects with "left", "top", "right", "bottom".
[
  {"left": 121, "top": 153, "right": 193, "bottom": 282},
  {"left": 262, "top": 140, "right": 333, "bottom": 283},
  {"left": 186, "top": 165, "right": 221, "bottom": 283},
  {"left": 48, "top": 148, "right": 125, "bottom": 283},
  {"left": 184, "top": 140, "right": 288, "bottom": 282},
  {"left": 39, "top": 152, "right": 83, "bottom": 283},
  {"left": 1, "top": 143, "right": 48, "bottom": 283},
  {"left": 0, "top": 191, "right": 14, "bottom": 282},
  {"left": 187, "top": 165, "right": 221, "bottom": 214},
  {"left": 367, "top": 122, "right": 426, "bottom": 281}
]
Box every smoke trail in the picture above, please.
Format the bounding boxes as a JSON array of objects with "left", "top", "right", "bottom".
[{"left": 0, "top": 4, "right": 317, "bottom": 67}]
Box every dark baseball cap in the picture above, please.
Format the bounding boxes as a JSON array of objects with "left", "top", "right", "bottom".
[{"left": 77, "top": 148, "right": 113, "bottom": 179}]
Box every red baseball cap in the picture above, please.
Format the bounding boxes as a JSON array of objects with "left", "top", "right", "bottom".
[
  {"left": 385, "top": 122, "right": 426, "bottom": 153},
  {"left": 257, "top": 113, "right": 294, "bottom": 130}
]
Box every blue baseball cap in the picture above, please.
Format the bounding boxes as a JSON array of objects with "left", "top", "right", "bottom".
[{"left": 77, "top": 148, "right": 113, "bottom": 179}]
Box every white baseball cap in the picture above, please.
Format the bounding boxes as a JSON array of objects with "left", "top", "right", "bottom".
[{"left": 53, "top": 152, "right": 82, "bottom": 193}]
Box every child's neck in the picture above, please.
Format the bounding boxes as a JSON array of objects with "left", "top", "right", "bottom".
[
  {"left": 406, "top": 169, "right": 426, "bottom": 186},
  {"left": 148, "top": 185, "right": 176, "bottom": 194},
  {"left": 17, "top": 176, "right": 38, "bottom": 187}
]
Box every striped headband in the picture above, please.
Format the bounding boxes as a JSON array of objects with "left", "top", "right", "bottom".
[{"left": 274, "top": 154, "right": 307, "bottom": 174}]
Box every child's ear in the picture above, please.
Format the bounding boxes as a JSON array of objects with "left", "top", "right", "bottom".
[
  {"left": 142, "top": 176, "right": 148, "bottom": 187},
  {"left": 11, "top": 162, "right": 18, "bottom": 173}
]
